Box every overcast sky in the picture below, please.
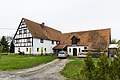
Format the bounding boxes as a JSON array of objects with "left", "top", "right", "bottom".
[{"left": 0, "top": 0, "right": 120, "bottom": 40}]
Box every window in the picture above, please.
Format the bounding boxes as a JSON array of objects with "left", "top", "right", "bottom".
[
  {"left": 72, "top": 37, "right": 77, "bottom": 44},
  {"left": 84, "top": 47, "right": 87, "bottom": 49},
  {"left": 56, "top": 41, "right": 58, "bottom": 44},
  {"left": 19, "top": 39, "right": 22, "bottom": 43},
  {"left": 37, "top": 48, "right": 39, "bottom": 52},
  {"left": 56, "top": 41, "right": 60, "bottom": 44},
  {"left": 18, "top": 48, "right": 20, "bottom": 52},
  {"left": 16, "top": 40, "right": 19, "bottom": 43},
  {"left": 30, "top": 48, "right": 32, "bottom": 54},
  {"left": 44, "top": 48, "right": 46, "bottom": 52},
  {"left": 52, "top": 40, "right": 54, "bottom": 44},
  {"left": 23, "top": 29, "right": 27, "bottom": 34},
  {"left": 69, "top": 48, "right": 71, "bottom": 53},
  {"left": 41, "top": 47, "right": 43, "bottom": 53},
  {"left": 79, "top": 48, "right": 81, "bottom": 52},
  {"left": 26, "top": 48, "right": 28, "bottom": 52},
  {"left": 27, "top": 38, "right": 31, "bottom": 42},
  {"left": 40, "top": 39, "right": 44, "bottom": 43},
  {"left": 21, "top": 22, "right": 25, "bottom": 25},
  {"left": 19, "top": 30, "right": 22, "bottom": 34},
  {"left": 82, "top": 50, "right": 88, "bottom": 52}
]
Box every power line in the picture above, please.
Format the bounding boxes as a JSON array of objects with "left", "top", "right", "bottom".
[{"left": 0, "top": 28, "right": 16, "bottom": 30}]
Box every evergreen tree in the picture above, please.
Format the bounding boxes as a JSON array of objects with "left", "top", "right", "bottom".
[
  {"left": 111, "top": 53, "right": 120, "bottom": 79},
  {"left": 80, "top": 52, "right": 120, "bottom": 80},
  {"left": 96, "top": 53, "right": 110, "bottom": 80},
  {"left": 111, "top": 39, "right": 117, "bottom": 44},
  {"left": 9, "top": 41, "right": 14, "bottom": 53},
  {"left": 81, "top": 52, "right": 96, "bottom": 80},
  {"left": 0, "top": 43, "right": 3, "bottom": 59},
  {"left": 0, "top": 36, "right": 9, "bottom": 52}
]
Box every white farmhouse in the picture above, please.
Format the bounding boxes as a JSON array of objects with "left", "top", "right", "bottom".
[{"left": 13, "top": 18, "right": 61, "bottom": 54}]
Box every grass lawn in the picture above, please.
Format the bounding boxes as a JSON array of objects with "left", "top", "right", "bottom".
[
  {"left": 0, "top": 54, "right": 57, "bottom": 71},
  {"left": 60, "top": 56, "right": 99, "bottom": 80}
]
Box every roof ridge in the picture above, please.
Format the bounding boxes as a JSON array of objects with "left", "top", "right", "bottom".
[
  {"left": 23, "top": 18, "right": 41, "bottom": 25},
  {"left": 23, "top": 18, "right": 62, "bottom": 40},
  {"left": 23, "top": 18, "right": 62, "bottom": 33},
  {"left": 63, "top": 28, "right": 111, "bottom": 34}
]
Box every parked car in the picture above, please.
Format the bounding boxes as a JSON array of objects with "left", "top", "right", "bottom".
[
  {"left": 58, "top": 51, "right": 68, "bottom": 58},
  {"left": 77, "top": 53, "right": 87, "bottom": 58}
]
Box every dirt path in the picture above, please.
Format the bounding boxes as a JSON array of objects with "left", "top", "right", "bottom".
[{"left": 0, "top": 59, "right": 69, "bottom": 80}]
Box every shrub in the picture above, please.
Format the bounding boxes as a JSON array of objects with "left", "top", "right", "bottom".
[
  {"left": 80, "top": 51, "right": 120, "bottom": 80},
  {"left": 96, "top": 53, "right": 110, "bottom": 80},
  {"left": 0, "top": 44, "right": 3, "bottom": 59},
  {"left": 80, "top": 52, "right": 96, "bottom": 80},
  {"left": 18, "top": 51, "right": 25, "bottom": 55},
  {"left": 110, "top": 53, "right": 120, "bottom": 79}
]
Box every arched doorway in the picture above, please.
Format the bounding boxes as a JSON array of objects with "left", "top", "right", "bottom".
[{"left": 73, "top": 48, "right": 77, "bottom": 56}]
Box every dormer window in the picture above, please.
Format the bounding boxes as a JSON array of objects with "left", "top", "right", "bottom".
[
  {"left": 72, "top": 37, "right": 77, "bottom": 44},
  {"left": 71, "top": 36, "right": 79, "bottom": 45}
]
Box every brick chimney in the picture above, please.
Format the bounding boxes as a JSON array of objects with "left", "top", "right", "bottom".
[{"left": 41, "top": 22, "right": 45, "bottom": 27}]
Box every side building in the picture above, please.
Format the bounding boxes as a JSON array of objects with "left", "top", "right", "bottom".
[
  {"left": 13, "top": 18, "right": 62, "bottom": 54},
  {"left": 54, "top": 28, "right": 111, "bottom": 56}
]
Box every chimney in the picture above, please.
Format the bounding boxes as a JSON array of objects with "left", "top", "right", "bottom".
[{"left": 41, "top": 22, "right": 45, "bottom": 27}]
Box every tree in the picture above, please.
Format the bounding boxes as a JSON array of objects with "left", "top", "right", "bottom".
[
  {"left": 96, "top": 53, "right": 110, "bottom": 80},
  {"left": 80, "top": 52, "right": 96, "bottom": 80},
  {"left": 9, "top": 41, "right": 14, "bottom": 53},
  {"left": 0, "top": 36, "right": 9, "bottom": 52},
  {"left": 80, "top": 51, "right": 120, "bottom": 80},
  {"left": 111, "top": 39, "right": 117, "bottom": 44},
  {"left": 0, "top": 43, "right": 3, "bottom": 59},
  {"left": 110, "top": 53, "right": 120, "bottom": 79}
]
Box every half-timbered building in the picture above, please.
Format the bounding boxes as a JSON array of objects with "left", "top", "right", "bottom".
[{"left": 13, "top": 18, "right": 62, "bottom": 54}]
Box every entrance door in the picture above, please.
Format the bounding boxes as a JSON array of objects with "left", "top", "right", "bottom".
[{"left": 73, "top": 48, "right": 77, "bottom": 56}]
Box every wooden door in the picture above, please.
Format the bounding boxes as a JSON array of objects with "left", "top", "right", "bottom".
[{"left": 73, "top": 48, "right": 77, "bottom": 56}]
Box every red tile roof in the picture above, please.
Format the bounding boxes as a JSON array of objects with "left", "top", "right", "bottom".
[
  {"left": 53, "top": 44, "right": 67, "bottom": 49},
  {"left": 58, "top": 28, "right": 111, "bottom": 50},
  {"left": 21, "top": 18, "right": 111, "bottom": 50},
  {"left": 23, "top": 18, "right": 62, "bottom": 41}
]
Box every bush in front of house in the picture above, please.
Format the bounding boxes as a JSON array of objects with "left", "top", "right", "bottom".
[
  {"left": 80, "top": 52, "right": 120, "bottom": 80},
  {"left": 18, "top": 51, "right": 25, "bottom": 55}
]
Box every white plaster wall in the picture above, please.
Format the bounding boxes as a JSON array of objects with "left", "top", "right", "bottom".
[
  {"left": 14, "top": 38, "right": 57, "bottom": 54},
  {"left": 15, "top": 47, "right": 33, "bottom": 54},
  {"left": 14, "top": 23, "right": 34, "bottom": 54},
  {"left": 33, "top": 38, "right": 57, "bottom": 54},
  {"left": 67, "top": 46, "right": 88, "bottom": 56}
]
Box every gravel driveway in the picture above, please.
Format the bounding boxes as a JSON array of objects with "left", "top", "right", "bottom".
[{"left": 0, "top": 59, "right": 69, "bottom": 80}]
